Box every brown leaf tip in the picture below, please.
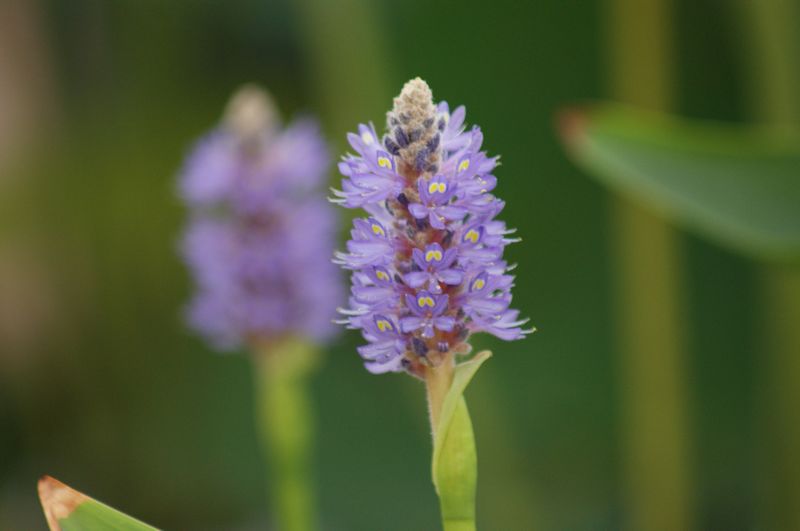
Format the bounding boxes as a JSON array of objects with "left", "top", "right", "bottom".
[
  {"left": 555, "top": 106, "right": 589, "bottom": 150},
  {"left": 38, "top": 476, "right": 88, "bottom": 531}
]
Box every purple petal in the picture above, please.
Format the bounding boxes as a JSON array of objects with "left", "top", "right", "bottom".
[
  {"left": 434, "top": 316, "right": 455, "bottom": 331},
  {"left": 438, "top": 205, "right": 468, "bottom": 220},
  {"left": 440, "top": 248, "right": 458, "bottom": 268},
  {"left": 403, "top": 271, "right": 430, "bottom": 288},
  {"left": 429, "top": 212, "right": 446, "bottom": 229},
  {"left": 404, "top": 293, "right": 425, "bottom": 316},
  {"left": 400, "top": 316, "right": 423, "bottom": 333},
  {"left": 365, "top": 354, "right": 405, "bottom": 374},
  {"left": 409, "top": 203, "right": 428, "bottom": 219},
  {"left": 412, "top": 248, "right": 427, "bottom": 269},
  {"left": 431, "top": 293, "right": 449, "bottom": 316},
  {"left": 437, "top": 269, "right": 462, "bottom": 285}
]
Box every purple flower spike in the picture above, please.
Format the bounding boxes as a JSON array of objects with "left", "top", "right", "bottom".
[
  {"left": 180, "top": 85, "right": 342, "bottom": 350},
  {"left": 333, "top": 78, "right": 532, "bottom": 376}
]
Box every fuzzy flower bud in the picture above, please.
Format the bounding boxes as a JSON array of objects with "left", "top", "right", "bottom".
[
  {"left": 385, "top": 78, "right": 442, "bottom": 175},
  {"left": 333, "top": 78, "right": 531, "bottom": 375},
  {"left": 180, "top": 85, "right": 342, "bottom": 350}
]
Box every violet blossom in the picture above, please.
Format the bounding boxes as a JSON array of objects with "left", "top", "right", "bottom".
[
  {"left": 180, "top": 85, "right": 341, "bottom": 350},
  {"left": 333, "top": 78, "right": 531, "bottom": 375}
]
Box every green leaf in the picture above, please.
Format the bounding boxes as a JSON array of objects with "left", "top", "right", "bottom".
[
  {"left": 558, "top": 103, "right": 800, "bottom": 262},
  {"left": 38, "top": 476, "right": 158, "bottom": 531},
  {"left": 431, "top": 351, "right": 492, "bottom": 529}
]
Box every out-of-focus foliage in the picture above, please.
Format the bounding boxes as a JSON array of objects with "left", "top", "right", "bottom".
[
  {"left": 559, "top": 103, "right": 800, "bottom": 262},
  {"left": 0, "top": 0, "right": 793, "bottom": 530}
]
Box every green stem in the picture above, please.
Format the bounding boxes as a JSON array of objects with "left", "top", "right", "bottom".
[
  {"left": 254, "top": 337, "right": 319, "bottom": 531},
  {"left": 740, "top": 0, "right": 800, "bottom": 131},
  {"left": 292, "top": 0, "right": 390, "bottom": 147},
  {"left": 741, "top": 2, "right": 800, "bottom": 528},
  {"left": 611, "top": 202, "right": 691, "bottom": 531},
  {"left": 607, "top": 1, "right": 693, "bottom": 530},
  {"left": 759, "top": 266, "right": 800, "bottom": 531},
  {"left": 426, "top": 358, "right": 477, "bottom": 531},
  {"left": 426, "top": 355, "right": 455, "bottom": 431},
  {"left": 442, "top": 520, "right": 476, "bottom": 531}
]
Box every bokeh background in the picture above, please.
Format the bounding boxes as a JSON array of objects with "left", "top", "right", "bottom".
[{"left": 0, "top": 0, "right": 797, "bottom": 530}]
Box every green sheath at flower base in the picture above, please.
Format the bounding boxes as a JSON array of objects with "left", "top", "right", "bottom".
[
  {"left": 38, "top": 476, "right": 158, "bottom": 531},
  {"left": 427, "top": 350, "right": 492, "bottom": 531},
  {"left": 255, "top": 336, "right": 320, "bottom": 531}
]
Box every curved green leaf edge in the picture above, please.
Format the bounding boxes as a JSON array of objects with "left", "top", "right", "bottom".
[
  {"left": 557, "top": 103, "right": 800, "bottom": 262},
  {"left": 432, "top": 350, "right": 492, "bottom": 493},
  {"left": 38, "top": 476, "right": 158, "bottom": 531}
]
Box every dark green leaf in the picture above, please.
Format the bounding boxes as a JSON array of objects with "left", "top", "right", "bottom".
[{"left": 558, "top": 103, "right": 800, "bottom": 261}]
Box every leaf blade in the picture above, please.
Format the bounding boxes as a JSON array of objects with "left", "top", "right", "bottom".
[
  {"left": 38, "top": 476, "right": 159, "bottom": 531},
  {"left": 558, "top": 103, "right": 800, "bottom": 262}
]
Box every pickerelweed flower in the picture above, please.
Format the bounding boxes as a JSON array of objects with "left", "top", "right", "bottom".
[
  {"left": 333, "top": 78, "right": 531, "bottom": 376},
  {"left": 180, "top": 85, "right": 341, "bottom": 350}
]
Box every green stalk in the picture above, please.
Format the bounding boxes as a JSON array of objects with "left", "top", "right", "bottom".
[
  {"left": 607, "top": 1, "right": 693, "bottom": 530},
  {"left": 611, "top": 203, "right": 691, "bottom": 531},
  {"left": 292, "top": 0, "right": 390, "bottom": 145},
  {"left": 425, "top": 351, "right": 492, "bottom": 531},
  {"left": 759, "top": 266, "right": 800, "bottom": 531},
  {"left": 740, "top": 1, "right": 800, "bottom": 528},
  {"left": 740, "top": 0, "right": 799, "bottom": 133},
  {"left": 254, "top": 337, "right": 319, "bottom": 531}
]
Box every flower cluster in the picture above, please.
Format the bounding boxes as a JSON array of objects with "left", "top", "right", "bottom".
[
  {"left": 333, "top": 78, "right": 530, "bottom": 375},
  {"left": 180, "top": 86, "right": 341, "bottom": 350}
]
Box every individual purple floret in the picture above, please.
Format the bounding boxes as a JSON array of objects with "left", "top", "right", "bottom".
[
  {"left": 180, "top": 85, "right": 341, "bottom": 350},
  {"left": 333, "top": 78, "right": 531, "bottom": 376}
]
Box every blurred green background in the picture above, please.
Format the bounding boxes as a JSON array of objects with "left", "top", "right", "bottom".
[{"left": 0, "top": 0, "right": 797, "bottom": 530}]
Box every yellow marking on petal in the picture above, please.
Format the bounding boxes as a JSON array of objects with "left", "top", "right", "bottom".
[
  {"left": 428, "top": 181, "right": 439, "bottom": 194},
  {"left": 458, "top": 159, "right": 470, "bottom": 172},
  {"left": 425, "top": 249, "right": 443, "bottom": 262},
  {"left": 377, "top": 319, "right": 393, "bottom": 332},
  {"left": 436, "top": 182, "right": 447, "bottom": 193},
  {"left": 376, "top": 270, "right": 390, "bottom": 281},
  {"left": 465, "top": 229, "right": 480, "bottom": 243},
  {"left": 378, "top": 156, "right": 392, "bottom": 169},
  {"left": 418, "top": 296, "right": 435, "bottom": 308},
  {"left": 473, "top": 278, "right": 486, "bottom": 291},
  {"left": 361, "top": 131, "right": 374, "bottom": 145},
  {"left": 371, "top": 224, "right": 385, "bottom": 236}
]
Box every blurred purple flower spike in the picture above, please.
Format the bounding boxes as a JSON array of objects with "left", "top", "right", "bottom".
[{"left": 180, "top": 85, "right": 342, "bottom": 350}]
